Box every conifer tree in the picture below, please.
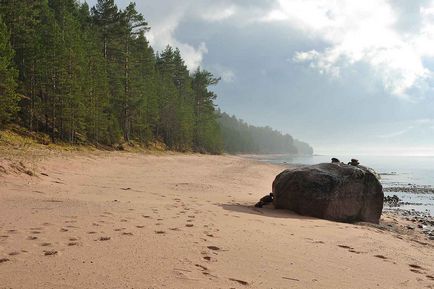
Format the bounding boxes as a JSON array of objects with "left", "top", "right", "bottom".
[
  {"left": 1, "top": 0, "right": 311, "bottom": 155},
  {"left": 0, "top": 15, "right": 18, "bottom": 127}
]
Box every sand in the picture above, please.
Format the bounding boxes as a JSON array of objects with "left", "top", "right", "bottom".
[{"left": 0, "top": 152, "right": 433, "bottom": 289}]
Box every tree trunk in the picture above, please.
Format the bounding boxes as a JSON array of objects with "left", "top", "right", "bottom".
[{"left": 123, "top": 36, "right": 130, "bottom": 142}]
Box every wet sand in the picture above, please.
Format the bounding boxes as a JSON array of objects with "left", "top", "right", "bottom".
[{"left": 0, "top": 152, "right": 433, "bottom": 288}]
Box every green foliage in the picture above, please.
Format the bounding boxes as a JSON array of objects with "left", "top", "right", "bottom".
[
  {"left": 293, "top": 139, "right": 314, "bottom": 155},
  {"left": 192, "top": 68, "right": 222, "bottom": 153},
  {"left": 218, "top": 112, "right": 309, "bottom": 154},
  {"left": 0, "top": 15, "right": 18, "bottom": 127},
  {"left": 0, "top": 0, "right": 311, "bottom": 154},
  {"left": 0, "top": 0, "right": 223, "bottom": 152}
]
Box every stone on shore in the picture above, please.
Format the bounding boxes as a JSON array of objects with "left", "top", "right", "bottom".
[{"left": 272, "top": 163, "right": 384, "bottom": 223}]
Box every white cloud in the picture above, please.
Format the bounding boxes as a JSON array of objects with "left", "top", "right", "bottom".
[
  {"left": 141, "top": 1, "right": 238, "bottom": 70},
  {"left": 200, "top": 6, "right": 236, "bottom": 22},
  {"left": 144, "top": 6, "right": 207, "bottom": 70},
  {"left": 263, "top": 0, "right": 434, "bottom": 99},
  {"left": 212, "top": 65, "right": 236, "bottom": 83}
]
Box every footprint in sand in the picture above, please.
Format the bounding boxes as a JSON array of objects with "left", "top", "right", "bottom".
[
  {"left": 229, "top": 278, "right": 249, "bottom": 286},
  {"left": 87, "top": 231, "right": 97, "bottom": 235},
  {"left": 426, "top": 275, "right": 434, "bottom": 281},
  {"left": 0, "top": 258, "right": 10, "bottom": 264},
  {"left": 195, "top": 264, "right": 208, "bottom": 271},
  {"left": 40, "top": 242, "right": 51, "bottom": 247},
  {"left": 27, "top": 236, "right": 38, "bottom": 240},
  {"left": 122, "top": 232, "right": 134, "bottom": 236},
  {"left": 337, "top": 244, "right": 362, "bottom": 254},
  {"left": 8, "top": 251, "right": 19, "bottom": 256},
  {"left": 68, "top": 242, "right": 78, "bottom": 246},
  {"left": 408, "top": 264, "right": 426, "bottom": 274},
  {"left": 374, "top": 255, "right": 387, "bottom": 260},
  {"left": 98, "top": 236, "right": 111, "bottom": 241},
  {"left": 203, "top": 256, "right": 211, "bottom": 261},
  {"left": 60, "top": 228, "right": 69, "bottom": 232},
  {"left": 207, "top": 246, "right": 220, "bottom": 251},
  {"left": 43, "top": 250, "right": 58, "bottom": 256},
  {"left": 136, "top": 225, "right": 145, "bottom": 229},
  {"left": 169, "top": 227, "right": 181, "bottom": 231},
  {"left": 69, "top": 237, "right": 79, "bottom": 241},
  {"left": 155, "top": 230, "right": 166, "bottom": 235},
  {"left": 185, "top": 224, "right": 194, "bottom": 227}
]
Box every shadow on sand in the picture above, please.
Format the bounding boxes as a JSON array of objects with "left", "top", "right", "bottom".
[{"left": 219, "top": 202, "right": 317, "bottom": 221}]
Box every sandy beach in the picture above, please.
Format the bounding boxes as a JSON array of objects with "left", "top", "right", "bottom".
[{"left": 1, "top": 152, "right": 433, "bottom": 289}]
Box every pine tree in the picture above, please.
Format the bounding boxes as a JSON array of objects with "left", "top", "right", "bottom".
[
  {"left": 0, "top": 15, "right": 18, "bottom": 127},
  {"left": 118, "top": 3, "right": 149, "bottom": 141},
  {"left": 128, "top": 34, "right": 157, "bottom": 143},
  {"left": 0, "top": 0, "right": 42, "bottom": 130},
  {"left": 191, "top": 68, "right": 222, "bottom": 153},
  {"left": 0, "top": 0, "right": 229, "bottom": 153}
]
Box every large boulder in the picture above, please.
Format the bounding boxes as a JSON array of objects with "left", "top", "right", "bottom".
[{"left": 272, "top": 163, "right": 383, "bottom": 223}]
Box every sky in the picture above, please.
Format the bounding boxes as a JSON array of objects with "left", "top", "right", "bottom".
[{"left": 87, "top": 0, "right": 434, "bottom": 156}]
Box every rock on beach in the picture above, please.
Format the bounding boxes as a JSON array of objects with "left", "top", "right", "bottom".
[{"left": 272, "top": 163, "right": 384, "bottom": 223}]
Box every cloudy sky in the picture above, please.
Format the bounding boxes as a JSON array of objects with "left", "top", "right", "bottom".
[{"left": 87, "top": 0, "right": 434, "bottom": 155}]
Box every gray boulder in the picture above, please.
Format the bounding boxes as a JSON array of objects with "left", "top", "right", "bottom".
[{"left": 272, "top": 163, "right": 383, "bottom": 223}]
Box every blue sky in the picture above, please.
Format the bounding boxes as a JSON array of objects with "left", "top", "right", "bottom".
[{"left": 86, "top": 0, "right": 434, "bottom": 155}]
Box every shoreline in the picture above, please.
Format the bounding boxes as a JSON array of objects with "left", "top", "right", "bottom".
[{"left": 1, "top": 151, "right": 433, "bottom": 288}]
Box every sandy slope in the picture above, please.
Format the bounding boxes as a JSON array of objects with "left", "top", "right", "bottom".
[{"left": 0, "top": 153, "right": 433, "bottom": 289}]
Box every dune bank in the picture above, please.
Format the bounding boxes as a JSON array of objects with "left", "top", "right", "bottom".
[{"left": 0, "top": 152, "right": 433, "bottom": 289}]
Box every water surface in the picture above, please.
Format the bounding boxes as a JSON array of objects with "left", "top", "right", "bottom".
[{"left": 249, "top": 154, "right": 434, "bottom": 216}]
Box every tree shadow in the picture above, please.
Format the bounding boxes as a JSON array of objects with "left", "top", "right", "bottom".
[{"left": 219, "top": 202, "right": 317, "bottom": 221}]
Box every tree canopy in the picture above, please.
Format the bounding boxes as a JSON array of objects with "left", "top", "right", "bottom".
[{"left": 0, "top": 0, "right": 312, "bottom": 155}]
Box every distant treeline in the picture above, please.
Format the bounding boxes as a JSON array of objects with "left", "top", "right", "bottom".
[
  {"left": 0, "top": 0, "right": 313, "bottom": 155},
  {"left": 218, "top": 112, "right": 313, "bottom": 155}
]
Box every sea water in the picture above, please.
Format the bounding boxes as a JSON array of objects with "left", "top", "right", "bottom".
[{"left": 249, "top": 154, "right": 434, "bottom": 216}]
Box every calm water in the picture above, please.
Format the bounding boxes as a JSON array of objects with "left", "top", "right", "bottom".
[{"left": 249, "top": 154, "right": 434, "bottom": 215}]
